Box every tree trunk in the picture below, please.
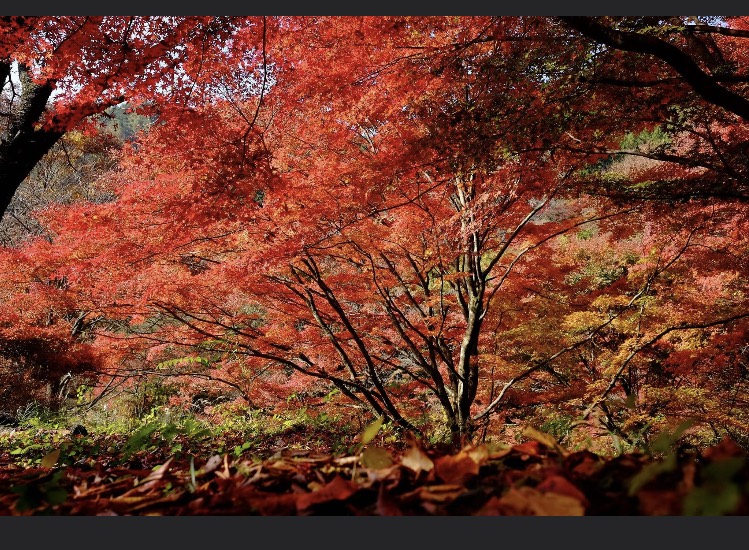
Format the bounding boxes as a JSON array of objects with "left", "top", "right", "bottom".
[{"left": 0, "top": 62, "right": 64, "bottom": 220}]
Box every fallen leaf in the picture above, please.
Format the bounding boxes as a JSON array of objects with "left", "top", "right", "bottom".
[
  {"left": 250, "top": 492, "right": 298, "bottom": 515},
  {"left": 222, "top": 454, "right": 231, "bottom": 478},
  {"left": 511, "top": 441, "right": 543, "bottom": 458},
  {"left": 296, "top": 476, "right": 357, "bottom": 511},
  {"left": 333, "top": 456, "right": 360, "bottom": 466},
  {"left": 434, "top": 453, "right": 479, "bottom": 485},
  {"left": 362, "top": 446, "right": 394, "bottom": 470},
  {"left": 492, "top": 486, "right": 585, "bottom": 516},
  {"left": 40, "top": 449, "right": 61, "bottom": 469},
  {"left": 474, "top": 496, "right": 505, "bottom": 515},
  {"left": 637, "top": 489, "right": 683, "bottom": 516},
  {"left": 360, "top": 416, "right": 384, "bottom": 445},
  {"left": 401, "top": 445, "right": 434, "bottom": 474},
  {"left": 565, "top": 450, "right": 603, "bottom": 477},
  {"left": 123, "top": 458, "right": 173, "bottom": 496},
  {"left": 197, "top": 455, "right": 222, "bottom": 476},
  {"left": 127, "top": 491, "right": 184, "bottom": 512},
  {"left": 679, "top": 461, "right": 696, "bottom": 494},
  {"left": 415, "top": 484, "right": 465, "bottom": 503},
  {"left": 463, "top": 445, "right": 490, "bottom": 466},
  {"left": 702, "top": 438, "right": 744, "bottom": 461},
  {"left": 364, "top": 464, "right": 401, "bottom": 482},
  {"left": 487, "top": 442, "right": 512, "bottom": 459},
  {"left": 537, "top": 475, "right": 588, "bottom": 507},
  {"left": 139, "top": 458, "right": 173, "bottom": 485}
]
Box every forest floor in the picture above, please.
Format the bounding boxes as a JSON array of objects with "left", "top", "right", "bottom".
[{"left": 1, "top": 425, "right": 748, "bottom": 515}]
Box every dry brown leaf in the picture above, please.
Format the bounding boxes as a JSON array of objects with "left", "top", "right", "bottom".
[
  {"left": 566, "top": 451, "right": 604, "bottom": 477},
  {"left": 679, "top": 461, "right": 696, "bottom": 494},
  {"left": 416, "top": 484, "right": 466, "bottom": 503},
  {"left": 222, "top": 454, "right": 231, "bottom": 478},
  {"left": 333, "top": 456, "right": 360, "bottom": 466},
  {"left": 637, "top": 489, "right": 682, "bottom": 516},
  {"left": 702, "top": 438, "right": 743, "bottom": 461},
  {"left": 487, "top": 443, "right": 512, "bottom": 459},
  {"left": 296, "top": 475, "right": 358, "bottom": 511},
  {"left": 401, "top": 445, "right": 434, "bottom": 474},
  {"left": 125, "top": 458, "right": 173, "bottom": 494},
  {"left": 511, "top": 441, "right": 543, "bottom": 458},
  {"left": 497, "top": 486, "right": 585, "bottom": 516},
  {"left": 474, "top": 496, "right": 506, "bottom": 515},
  {"left": 462, "top": 444, "right": 490, "bottom": 466},
  {"left": 364, "top": 464, "right": 400, "bottom": 482},
  {"left": 536, "top": 475, "right": 588, "bottom": 507},
  {"left": 434, "top": 453, "right": 479, "bottom": 484},
  {"left": 197, "top": 455, "right": 222, "bottom": 476},
  {"left": 127, "top": 491, "right": 184, "bottom": 512},
  {"left": 249, "top": 492, "right": 298, "bottom": 515}
]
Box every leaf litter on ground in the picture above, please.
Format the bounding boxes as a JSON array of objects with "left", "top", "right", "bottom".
[{"left": 1, "top": 430, "right": 748, "bottom": 515}]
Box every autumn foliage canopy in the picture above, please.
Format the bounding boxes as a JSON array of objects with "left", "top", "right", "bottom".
[{"left": 1, "top": 16, "right": 749, "bottom": 452}]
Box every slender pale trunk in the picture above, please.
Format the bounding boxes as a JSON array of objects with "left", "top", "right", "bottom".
[{"left": 450, "top": 174, "right": 486, "bottom": 446}]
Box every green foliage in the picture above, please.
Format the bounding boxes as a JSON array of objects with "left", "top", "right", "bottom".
[
  {"left": 627, "top": 420, "right": 695, "bottom": 495},
  {"left": 540, "top": 415, "right": 574, "bottom": 440},
  {"left": 648, "top": 420, "right": 695, "bottom": 455},
  {"left": 11, "top": 470, "right": 68, "bottom": 513},
  {"left": 2, "top": 420, "right": 101, "bottom": 469},
  {"left": 99, "top": 104, "right": 154, "bottom": 142},
  {"left": 628, "top": 452, "right": 679, "bottom": 496},
  {"left": 16, "top": 402, "right": 59, "bottom": 427},
  {"left": 576, "top": 227, "right": 596, "bottom": 241},
  {"left": 156, "top": 356, "right": 211, "bottom": 371},
  {"left": 233, "top": 441, "right": 254, "bottom": 458},
  {"left": 121, "top": 407, "right": 213, "bottom": 460},
  {"left": 129, "top": 379, "right": 181, "bottom": 419},
  {"left": 619, "top": 127, "right": 671, "bottom": 151},
  {"left": 121, "top": 421, "right": 161, "bottom": 458},
  {"left": 75, "top": 385, "right": 92, "bottom": 405},
  {"left": 683, "top": 458, "right": 744, "bottom": 516}
]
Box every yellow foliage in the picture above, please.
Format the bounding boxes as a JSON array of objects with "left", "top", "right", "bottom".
[
  {"left": 591, "top": 294, "right": 631, "bottom": 311},
  {"left": 621, "top": 412, "right": 657, "bottom": 432},
  {"left": 562, "top": 311, "right": 605, "bottom": 334},
  {"left": 584, "top": 379, "right": 610, "bottom": 398},
  {"left": 670, "top": 386, "right": 708, "bottom": 406},
  {"left": 611, "top": 316, "right": 637, "bottom": 333},
  {"left": 641, "top": 387, "right": 673, "bottom": 404}
]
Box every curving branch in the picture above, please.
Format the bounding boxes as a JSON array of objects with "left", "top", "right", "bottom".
[{"left": 559, "top": 16, "right": 749, "bottom": 121}]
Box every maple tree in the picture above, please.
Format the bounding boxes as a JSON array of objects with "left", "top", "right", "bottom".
[
  {"left": 0, "top": 16, "right": 748, "bottom": 464},
  {"left": 0, "top": 16, "right": 255, "bottom": 218}
]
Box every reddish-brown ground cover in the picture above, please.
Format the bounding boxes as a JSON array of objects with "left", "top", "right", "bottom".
[{"left": 1, "top": 433, "right": 747, "bottom": 516}]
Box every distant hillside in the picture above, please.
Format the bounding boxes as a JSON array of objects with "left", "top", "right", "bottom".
[{"left": 99, "top": 103, "right": 155, "bottom": 142}]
